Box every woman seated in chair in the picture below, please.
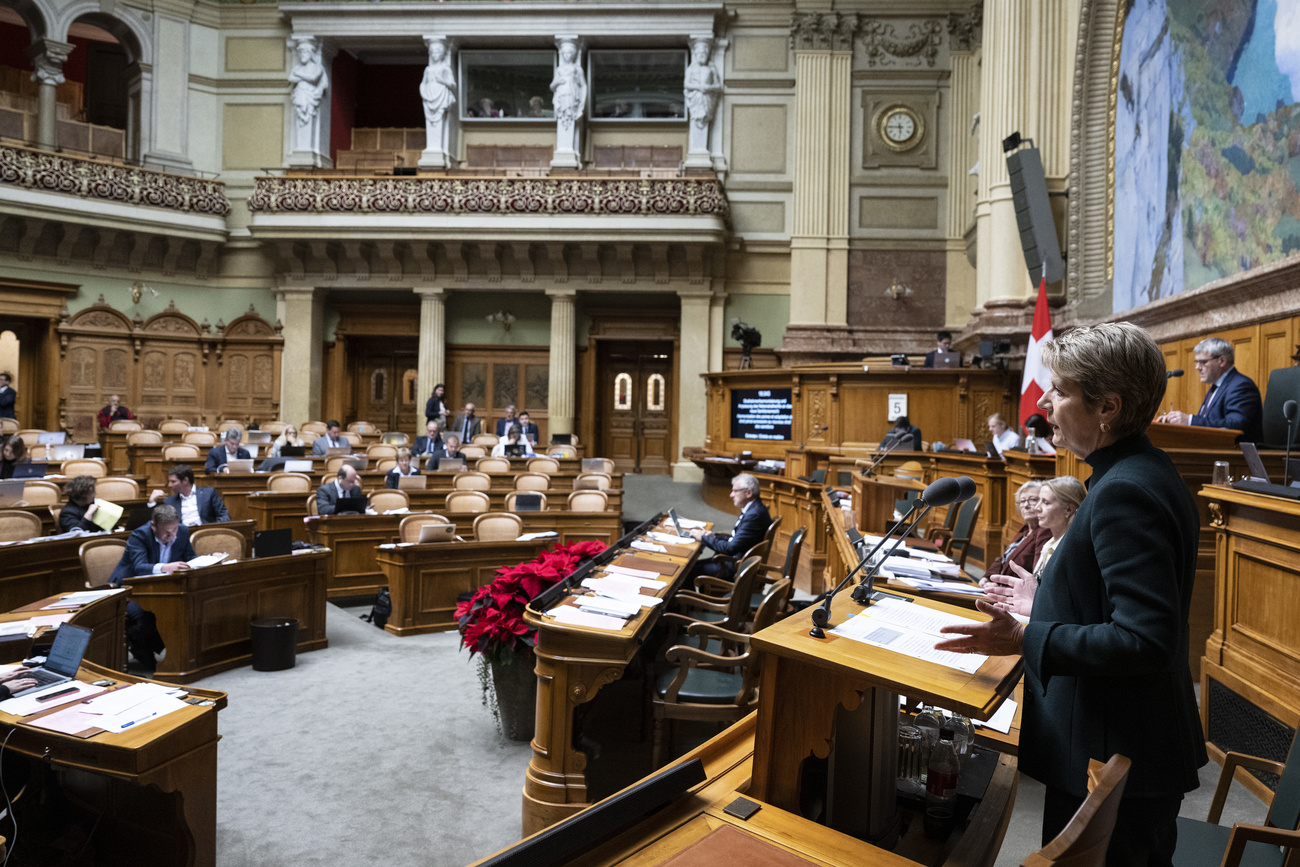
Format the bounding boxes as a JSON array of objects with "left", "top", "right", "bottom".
[
  {"left": 60, "top": 475, "right": 102, "bottom": 533},
  {"left": 491, "top": 424, "right": 535, "bottom": 459},
  {"left": 385, "top": 448, "right": 421, "bottom": 488},
  {"left": 269, "top": 426, "right": 302, "bottom": 458},
  {"left": 983, "top": 475, "right": 1086, "bottom": 617},
  {"left": 980, "top": 480, "right": 1051, "bottom": 588},
  {"left": 0, "top": 436, "right": 28, "bottom": 479}
]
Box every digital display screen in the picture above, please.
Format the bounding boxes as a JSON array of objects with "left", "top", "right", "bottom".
[{"left": 730, "top": 388, "right": 793, "bottom": 441}]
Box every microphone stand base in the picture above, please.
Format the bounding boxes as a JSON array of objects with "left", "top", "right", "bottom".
[{"left": 809, "top": 625, "right": 826, "bottom": 638}]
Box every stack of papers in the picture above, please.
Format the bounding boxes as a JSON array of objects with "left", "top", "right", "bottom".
[
  {"left": 674, "top": 516, "right": 707, "bottom": 529},
  {"left": 29, "top": 683, "right": 189, "bottom": 734},
  {"left": 831, "top": 598, "right": 988, "bottom": 674},
  {"left": 601, "top": 565, "right": 667, "bottom": 588},
  {"left": 648, "top": 531, "right": 694, "bottom": 545},
  {"left": 893, "top": 577, "right": 986, "bottom": 596},
  {"left": 518, "top": 531, "right": 558, "bottom": 542},
  {"left": 186, "top": 553, "right": 229, "bottom": 570},
  {"left": 547, "top": 606, "right": 626, "bottom": 631},
  {"left": 630, "top": 540, "right": 666, "bottom": 553},
  {"left": 580, "top": 576, "right": 663, "bottom": 607},
  {"left": 573, "top": 595, "right": 642, "bottom": 618},
  {"left": 42, "top": 589, "right": 127, "bottom": 610},
  {"left": 881, "top": 556, "right": 936, "bottom": 579},
  {"left": 0, "top": 680, "right": 107, "bottom": 717}
]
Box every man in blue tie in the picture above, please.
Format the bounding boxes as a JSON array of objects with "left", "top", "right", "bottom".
[
  {"left": 687, "top": 473, "right": 772, "bottom": 582},
  {"left": 1158, "top": 337, "right": 1263, "bottom": 442}
]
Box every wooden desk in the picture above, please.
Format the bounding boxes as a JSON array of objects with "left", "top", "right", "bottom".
[
  {"left": 521, "top": 526, "right": 704, "bottom": 835},
  {"left": 1198, "top": 484, "right": 1300, "bottom": 801},
  {"left": 377, "top": 538, "right": 552, "bottom": 635},
  {"left": 99, "top": 428, "right": 134, "bottom": 473},
  {"left": 925, "top": 454, "right": 1008, "bottom": 569},
  {"left": 247, "top": 490, "right": 315, "bottom": 543},
  {"left": 0, "top": 530, "right": 132, "bottom": 612},
  {"left": 0, "top": 590, "right": 129, "bottom": 671},
  {"left": 686, "top": 450, "right": 759, "bottom": 510},
  {"left": 0, "top": 659, "right": 225, "bottom": 866},
  {"left": 854, "top": 474, "right": 926, "bottom": 535},
  {"left": 127, "top": 551, "right": 329, "bottom": 683}
]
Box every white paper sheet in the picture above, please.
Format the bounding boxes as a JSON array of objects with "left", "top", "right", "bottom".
[
  {"left": 894, "top": 577, "right": 986, "bottom": 596},
  {"left": 830, "top": 598, "right": 988, "bottom": 674},
  {"left": 603, "top": 564, "right": 664, "bottom": 584},
  {"left": 573, "top": 596, "right": 640, "bottom": 618},
  {"left": 674, "top": 517, "right": 708, "bottom": 529},
  {"left": 973, "top": 698, "right": 1017, "bottom": 733},
  {"left": 0, "top": 681, "right": 107, "bottom": 717},
  {"left": 547, "top": 606, "right": 627, "bottom": 631},
  {"left": 630, "top": 540, "right": 667, "bottom": 553},
  {"left": 648, "top": 532, "right": 694, "bottom": 545},
  {"left": 186, "top": 553, "right": 228, "bottom": 569},
  {"left": 517, "top": 531, "right": 559, "bottom": 541}
]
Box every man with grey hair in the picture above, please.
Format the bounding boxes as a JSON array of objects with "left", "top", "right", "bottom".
[
  {"left": 205, "top": 428, "right": 251, "bottom": 474},
  {"left": 1158, "top": 337, "right": 1262, "bottom": 442},
  {"left": 688, "top": 472, "right": 772, "bottom": 582}
]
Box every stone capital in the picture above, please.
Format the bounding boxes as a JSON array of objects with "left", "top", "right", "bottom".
[
  {"left": 28, "top": 39, "right": 74, "bottom": 86},
  {"left": 947, "top": 3, "right": 984, "bottom": 52},
  {"left": 545, "top": 288, "right": 578, "bottom": 301},
  {"left": 789, "top": 12, "right": 859, "bottom": 52},
  {"left": 413, "top": 286, "right": 448, "bottom": 300}
]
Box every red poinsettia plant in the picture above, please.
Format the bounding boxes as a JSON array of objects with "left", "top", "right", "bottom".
[{"left": 455, "top": 539, "right": 607, "bottom": 666}]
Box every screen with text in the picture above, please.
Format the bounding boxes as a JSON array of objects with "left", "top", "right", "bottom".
[{"left": 730, "top": 388, "right": 794, "bottom": 441}]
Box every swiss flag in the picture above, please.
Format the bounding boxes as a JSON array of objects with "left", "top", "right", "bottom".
[{"left": 1020, "top": 275, "right": 1053, "bottom": 428}]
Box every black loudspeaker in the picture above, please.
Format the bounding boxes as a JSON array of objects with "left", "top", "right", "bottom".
[
  {"left": 1006, "top": 146, "right": 1065, "bottom": 284},
  {"left": 393, "top": 167, "right": 418, "bottom": 176},
  {"left": 1262, "top": 367, "right": 1300, "bottom": 448}
]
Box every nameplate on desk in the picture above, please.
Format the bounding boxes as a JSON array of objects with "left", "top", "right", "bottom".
[{"left": 614, "top": 554, "right": 677, "bottom": 577}]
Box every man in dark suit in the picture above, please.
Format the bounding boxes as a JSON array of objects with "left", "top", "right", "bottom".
[
  {"left": 426, "top": 435, "right": 465, "bottom": 470},
  {"left": 412, "top": 420, "right": 445, "bottom": 459},
  {"left": 516, "top": 411, "right": 540, "bottom": 445},
  {"left": 494, "top": 406, "right": 518, "bottom": 438},
  {"left": 451, "top": 403, "right": 482, "bottom": 443},
  {"left": 205, "top": 429, "right": 251, "bottom": 474},
  {"left": 0, "top": 372, "right": 15, "bottom": 420},
  {"left": 687, "top": 473, "right": 772, "bottom": 582},
  {"left": 110, "top": 504, "right": 194, "bottom": 671},
  {"left": 922, "top": 331, "right": 954, "bottom": 368},
  {"left": 1157, "top": 337, "right": 1263, "bottom": 442},
  {"left": 887, "top": 415, "right": 923, "bottom": 451},
  {"left": 59, "top": 474, "right": 103, "bottom": 533},
  {"left": 311, "top": 420, "right": 349, "bottom": 456},
  {"left": 316, "top": 465, "right": 367, "bottom": 515},
  {"left": 148, "top": 463, "right": 229, "bottom": 525}
]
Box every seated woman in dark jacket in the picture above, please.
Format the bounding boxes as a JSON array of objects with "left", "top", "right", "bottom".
[
  {"left": 59, "top": 475, "right": 103, "bottom": 533},
  {"left": 385, "top": 448, "right": 421, "bottom": 488},
  {"left": 982, "top": 480, "right": 1052, "bottom": 581}
]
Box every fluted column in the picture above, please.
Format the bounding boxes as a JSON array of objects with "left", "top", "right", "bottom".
[
  {"left": 546, "top": 289, "right": 576, "bottom": 435},
  {"left": 708, "top": 292, "right": 727, "bottom": 372},
  {"left": 276, "top": 287, "right": 325, "bottom": 424},
  {"left": 944, "top": 6, "right": 983, "bottom": 326},
  {"left": 674, "top": 290, "right": 713, "bottom": 482},
  {"left": 414, "top": 287, "right": 447, "bottom": 407},
  {"left": 27, "top": 39, "right": 73, "bottom": 149}
]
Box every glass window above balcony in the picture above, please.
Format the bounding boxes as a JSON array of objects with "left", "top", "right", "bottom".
[
  {"left": 460, "top": 51, "right": 556, "bottom": 120},
  {"left": 589, "top": 50, "right": 686, "bottom": 120}
]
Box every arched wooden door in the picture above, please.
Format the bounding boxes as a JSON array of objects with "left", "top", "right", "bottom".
[{"left": 597, "top": 341, "right": 673, "bottom": 474}]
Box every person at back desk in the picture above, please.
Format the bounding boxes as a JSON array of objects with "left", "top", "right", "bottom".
[
  {"left": 311, "top": 420, "right": 349, "bottom": 456},
  {"left": 0, "top": 372, "right": 15, "bottom": 420},
  {"left": 205, "top": 429, "right": 250, "bottom": 474},
  {"left": 687, "top": 473, "right": 771, "bottom": 582},
  {"left": 59, "top": 474, "right": 102, "bottom": 533},
  {"left": 0, "top": 436, "right": 29, "bottom": 479},
  {"left": 517, "top": 411, "right": 540, "bottom": 445},
  {"left": 1156, "top": 337, "right": 1263, "bottom": 442},
  {"left": 109, "top": 504, "right": 188, "bottom": 671},
  {"left": 923, "top": 331, "right": 954, "bottom": 368},
  {"left": 495, "top": 405, "right": 518, "bottom": 438},
  {"left": 888, "top": 416, "right": 923, "bottom": 451},
  {"left": 386, "top": 448, "right": 421, "bottom": 488},
  {"left": 317, "top": 465, "right": 367, "bottom": 515},
  {"left": 426, "top": 435, "right": 465, "bottom": 470},
  {"left": 492, "top": 424, "right": 535, "bottom": 458},
  {"left": 147, "top": 463, "right": 229, "bottom": 525},
  {"left": 97, "top": 394, "right": 134, "bottom": 430},
  {"left": 412, "top": 420, "right": 445, "bottom": 459},
  {"left": 451, "top": 403, "right": 482, "bottom": 443}
]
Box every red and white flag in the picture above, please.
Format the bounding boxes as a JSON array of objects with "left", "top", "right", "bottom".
[{"left": 1020, "top": 274, "right": 1053, "bottom": 428}]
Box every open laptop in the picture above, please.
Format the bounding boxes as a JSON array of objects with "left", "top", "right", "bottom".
[
  {"left": 280, "top": 445, "right": 306, "bottom": 457},
  {"left": 581, "top": 458, "right": 606, "bottom": 472},
  {"left": 551, "top": 433, "right": 572, "bottom": 445},
  {"left": 418, "top": 523, "right": 456, "bottom": 544},
  {"left": 982, "top": 441, "right": 1003, "bottom": 459},
  {"left": 931, "top": 351, "right": 961, "bottom": 369},
  {"left": 50, "top": 443, "right": 86, "bottom": 461},
  {"left": 0, "top": 479, "right": 24, "bottom": 508},
  {"left": 396, "top": 475, "right": 427, "bottom": 490},
  {"left": 253, "top": 528, "right": 293, "bottom": 558},
  {"left": 503, "top": 443, "right": 526, "bottom": 458},
  {"left": 428, "top": 456, "right": 464, "bottom": 473},
  {"left": 12, "top": 463, "right": 46, "bottom": 480},
  {"left": 37, "top": 432, "right": 66, "bottom": 446},
  {"left": 12, "top": 622, "right": 93, "bottom": 698},
  {"left": 245, "top": 431, "right": 273, "bottom": 445},
  {"left": 513, "top": 493, "right": 543, "bottom": 512},
  {"left": 225, "top": 459, "right": 254, "bottom": 474},
  {"left": 123, "top": 504, "right": 154, "bottom": 531},
  {"left": 668, "top": 508, "right": 685, "bottom": 538},
  {"left": 951, "top": 438, "right": 977, "bottom": 453},
  {"left": 1240, "top": 442, "right": 1271, "bottom": 482},
  {"left": 325, "top": 446, "right": 353, "bottom": 457},
  {"left": 283, "top": 459, "right": 313, "bottom": 473},
  {"left": 343, "top": 457, "right": 369, "bottom": 472}
]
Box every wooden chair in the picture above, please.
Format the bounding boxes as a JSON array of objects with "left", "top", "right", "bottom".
[
  {"left": 299, "top": 431, "right": 319, "bottom": 446},
  {"left": 217, "top": 420, "right": 244, "bottom": 434},
  {"left": 0, "top": 418, "right": 16, "bottom": 433},
  {"left": 324, "top": 456, "right": 349, "bottom": 475},
  {"left": 567, "top": 490, "right": 609, "bottom": 512},
  {"left": 15, "top": 429, "right": 44, "bottom": 446},
  {"left": 666, "top": 555, "right": 766, "bottom": 637},
  {"left": 382, "top": 432, "right": 410, "bottom": 446},
  {"left": 95, "top": 477, "right": 140, "bottom": 500},
  {"left": 0, "top": 510, "right": 42, "bottom": 542},
  {"left": 513, "top": 473, "right": 549, "bottom": 492},
  {"left": 453, "top": 471, "right": 491, "bottom": 492},
  {"left": 79, "top": 537, "right": 128, "bottom": 588},
  {"left": 348, "top": 421, "right": 377, "bottom": 434},
  {"left": 476, "top": 457, "right": 511, "bottom": 474},
  {"left": 550, "top": 445, "right": 577, "bottom": 459},
  {"left": 941, "top": 495, "right": 983, "bottom": 570},
  {"left": 159, "top": 418, "right": 191, "bottom": 432},
  {"left": 574, "top": 472, "right": 612, "bottom": 491},
  {"left": 183, "top": 431, "right": 217, "bottom": 446},
  {"left": 652, "top": 578, "right": 792, "bottom": 768},
  {"left": 48, "top": 505, "right": 62, "bottom": 525},
  {"left": 190, "top": 525, "right": 246, "bottom": 559},
  {"left": 584, "top": 457, "right": 615, "bottom": 475},
  {"left": 472, "top": 433, "right": 499, "bottom": 447},
  {"left": 62, "top": 458, "right": 107, "bottom": 478},
  {"left": 527, "top": 457, "right": 560, "bottom": 475},
  {"left": 301, "top": 421, "right": 328, "bottom": 435},
  {"left": 109, "top": 420, "right": 142, "bottom": 432},
  {"left": 369, "top": 489, "right": 410, "bottom": 513},
  {"left": 505, "top": 491, "right": 547, "bottom": 511},
  {"left": 460, "top": 445, "right": 487, "bottom": 459},
  {"left": 755, "top": 526, "right": 806, "bottom": 610},
  {"left": 305, "top": 494, "right": 318, "bottom": 517},
  {"left": 473, "top": 512, "right": 523, "bottom": 542},
  {"left": 895, "top": 460, "right": 925, "bottom": 481},
  {"left": 367, "top": 444, "right": 398, "bottom": 461},
  {"left": 162, "top": 444, "right": 202, "bottom": 462},
  {"left": 1173, "top": 730, "right": 1300, "bottom": 867},
  {"left": 127, "top": 430, "right": 163, "bottom": 447},
  {"left": 342, "top": 432, "right": 363, "bottom": 447},
  {"left": 695, "top": 519, "right": 780, "bottom": 594},
  {"left": 399, "top": 513, "right": 450, "bottom": 543},
  {"left": 1025, "top": 754, "right": 1132, "bottom": 867},
  {"left": 268, "top": 472, "right": 311, "bottom": 493},
  {"left": 28, "top": 444, "right": 47, "bottom": 459},
  {"left": 445, "top": 490, "right": 490, "bottom": 513},
  {"left": 260, "top": 421, "right": 288, "bottom": 436},
  {"left": 21, "top": 480, "right": 61, "bottom": 506},
  {"left": 375, "top": 459, "right": 397, "bottom": 472}
]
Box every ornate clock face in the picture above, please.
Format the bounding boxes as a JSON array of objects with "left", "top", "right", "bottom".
[
  {"left": 877, "top": 105, "right": 923, "bottom": 153},
  {"left": 884, "top": 111, "right": 915, "bottom": 143}
]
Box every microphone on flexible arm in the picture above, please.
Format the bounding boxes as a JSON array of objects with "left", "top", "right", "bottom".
[
  {"left": 797, "top": 425, "right": 830, "bottom": 451},
  {"left": 809, "top": 476, "right": 970, "bottom": 638},
  {"left": 1284, "top": 400, "right": 1298, "bottom": 486},
  {"left": 1166, "top": 369, "right": 1185, "bottom": 379},
  {"left": 862, "top": 433, "right": 904, "bottom": 478}
]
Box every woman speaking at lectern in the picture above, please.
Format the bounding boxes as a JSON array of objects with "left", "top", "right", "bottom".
[{"left": 936, "top": 322, "right": 1206, "bottom": 867}]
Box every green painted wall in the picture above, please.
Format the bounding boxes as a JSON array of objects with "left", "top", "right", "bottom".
[
  {"left": 446, "top": 292, "right": 552, "bottom": 346},
  {"left": 724, "top": 294, "right": 789, "bottom": 352}
]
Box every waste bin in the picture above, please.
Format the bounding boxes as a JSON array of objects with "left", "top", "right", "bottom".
[{"left": 250, "top": 617, "right": 298, "bottom": 671}]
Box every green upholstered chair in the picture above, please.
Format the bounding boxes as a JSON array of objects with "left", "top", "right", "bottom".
[
  {"left": 943, "top": 494, "right": 982, "bottom": 570},
  {"left": 752, "top": 526, "right": 806, "bottom": 611},
  {"left": 1173, "top": 731, "right": 1300, "bottom": 867}
]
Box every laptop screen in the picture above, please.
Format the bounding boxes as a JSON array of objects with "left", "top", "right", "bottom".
[
  {"left": 13, "top": 462, "right": 47, "bottom": 479},
  {"left": 45, "top": 623, "right": 93, "bottom": 678},
  {"left": 37, "top": 432, "right": 67, "bottom": 445},
  {"left": 1240, "top": 442, "right": 1270, "bottom": 482},
  {"left": 513, "top": 493, "right": 543, "bottom": 512},
  {"left": 253, "top": 528, "right": 293, "bottom": 558}
]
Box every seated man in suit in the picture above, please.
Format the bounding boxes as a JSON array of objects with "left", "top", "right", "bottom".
[
  {"left": 59, "top": 474, "right": 103, "bottom": 533},
  {"left": 205, "top": 428, "right": 251, "bottom": 474},
  {"left": 0, "top": 372, "right": 15, "bottom": 420},
  {"left": 147, "top": 463, "right": 229, "bottom": 526},
  {"left": 109, "top": 504, "right": 192, "bottom": 671},
  {"left": 495, "top": 405, "right": 518, "bottom": 438},
  {"left": 426, "top": 435, "right": 465, "bottom": 470},
  {"left": 888, "top": 415, "right": 923, "bottom": 451},
  {"left": 451, "top": 403, "right": 482, "bottom": 443},
  {"left": 687, "top": 473, "right": 772, "bottom": 582},
  {"left": 923, "top": 331, "right": 954, "bottom": 368},
  {"left": 516, "top": 411, "right": 540, "bottom": 445},
  {"left": 1157, "top": 337, "right": 1264, "bottom": 442},
  {"left": 386, "top": 448, "right": 421, "bottom": 488},
  {"left": 311, "top": 420, "right": 349, "bottom": 456},
  {"left": 412, "top": 420, "right": 445, "bottom": 459},
  {"left": 317, "top": 465, "right": 367, "bottom": 515}
]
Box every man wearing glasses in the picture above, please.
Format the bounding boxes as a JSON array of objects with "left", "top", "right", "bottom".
[{"left": 1157, "top": 337, "right": 1263, "bottom": 442}]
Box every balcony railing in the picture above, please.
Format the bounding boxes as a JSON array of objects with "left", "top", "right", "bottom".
[
  {"left": 0, "top": 142, "right": 231, "bottom": 217},
  {"left": 247, "top": 174, "right": 728, "bottom": 218}
]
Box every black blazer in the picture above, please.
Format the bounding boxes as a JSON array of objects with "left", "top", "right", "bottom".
[
  {"left": 160, "top": 486, "right": 230, "bottom": 524},
  {"left": 59, "top": 499, "right": 101, "bottom": 533},
  {"left": 1020, "top": 434, "right": 1207, "bottom": 799},
  {"left": 425, "top": 396, "right": 448, "bottom": 424},
  {"left": 109, "top": 523, "right": 197, "bottom": 585},
  {"left": 205, "top": 445, "right": 251, "bottom": 474},
  {"left": 1192, "top": 367, "right": 1263, "bottom": 442},
  {"left": 316, "top": 481, "right": 366, "bottom": 515},
  {"left": 412, "top": 435, "right": 445, "bottom": 457},
  {"left": 702, "top": 498, "right": 772, "bottom": 558},
  {"left": 0, "top": 387, "right": 14, "bottom": 419}
]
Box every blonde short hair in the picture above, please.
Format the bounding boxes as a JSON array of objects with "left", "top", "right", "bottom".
[
  {"left": 396, "top": 447, "right": 412, "bottom": 460},
  {"left": 1040, "top": 476, "right": 1087, "bottom": 513},
  {"left": 1039, "top": 322, "right": 1166, "bottom": 439}
]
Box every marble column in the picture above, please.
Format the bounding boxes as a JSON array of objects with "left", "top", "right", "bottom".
[
  {"left": 546, "top": 289, "right": 576, "bottom": 435},
  {"left": 276, "top": 287, "right": 325, "bottom": 424},
  {"left": 674, "top": 290, "right": 714, "bottom": 482},
  {"left": 708, "top": 292, "right": 727, "bottom": 373},
  {"left": 945, "top": 31, "right": 982, "bottom": 327},
  {"left": 414, "top": 287, "right": 447, "bottom": 409},
  {"left": 27, "top": 39, "right": 73, "bottom": 149}
]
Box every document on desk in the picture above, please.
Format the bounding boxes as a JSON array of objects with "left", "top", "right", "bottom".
[
  {"left": 0, "top": 622, "right": 28, "bottom": 637},
  {"left": 77, "top": 683, "right": 189, "bottom": 733},
  {"left": 602, "top": 564, "right": 666, "bottom": 585},
  {"left": 548, "top": 605, "right": 627, "bottom": 631},
  {"left": 186, "top": 553, "right": 229, "bottom": 570},
  {"left": 518, "top": 531, "right": 558, "bottom": 542},
  {"left": 42, "top": 588, "right": 128, "bottom": 610},
  {"left": 581, "top": 577, "right": 663, "bottom": 606},
  {"left": 648, "top": 531, "right": 694, "bottom": 545},
  {"left": 973, "top": 697, "right": 1017, "bottom": 734},
  {"left": 573, "top": 595, "right": 640, "bottom": 618},
  {"left": 674, "top": 516, "right": 708, "bottom": 529},
  {"left": 893, "top": 577, "right": 986, "bottom": 596},
  {"left": 831, "top": 598, "right": 988, "bottom": 674},
  {"left": 0, "top": 681, "right": 107, "bottom": 717},
  {"left": 630, "top": 540, "right": 667, "bottom": 554}
]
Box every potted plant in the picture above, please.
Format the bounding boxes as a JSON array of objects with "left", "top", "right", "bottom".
[{"left": 455, "top": 539, "right": 607, "bottom": 740}]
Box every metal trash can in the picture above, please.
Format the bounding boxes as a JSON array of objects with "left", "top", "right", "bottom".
[{"left": 249, "top": 617, "right": 298, "bottom": 671}]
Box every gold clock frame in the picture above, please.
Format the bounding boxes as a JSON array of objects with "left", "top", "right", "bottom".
[{"left": 875, "top": 104, "right": 924, "bottom": 153}]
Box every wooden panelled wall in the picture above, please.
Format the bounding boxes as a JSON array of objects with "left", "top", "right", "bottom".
[
  {"left": 447, "top": 347, "right": 552, "bottom": 444},
  {"left": 58, "top": 298, "right": 283, "bottom": 440},
  {"left": 1158, "top": 317, "right": 1300, "bottom": 415}
]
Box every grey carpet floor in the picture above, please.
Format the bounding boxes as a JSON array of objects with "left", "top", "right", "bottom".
[{"left": 200, "top": 474, "right": 1268, "bottom": 866}]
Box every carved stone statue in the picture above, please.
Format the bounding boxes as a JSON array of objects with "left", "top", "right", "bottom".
[
  {"left": 419, "top": 36, "right": 456, "bottom": 168},
  {"left": 288, "top": 36, "right": 328, "bottom": 157},
  {"left": 684, "top": 38, "right": 723, "bottom": 161},
  {"left": 550, "top": 37, "right": 586, "bottom": 167}
]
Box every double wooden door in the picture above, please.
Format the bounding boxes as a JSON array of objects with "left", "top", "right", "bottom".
[
  {"left": 351, "top": 338, "right": 419, "bottom": 434},
  {"left": 597, "top": 341, "right": 673, "bottom": 474}
]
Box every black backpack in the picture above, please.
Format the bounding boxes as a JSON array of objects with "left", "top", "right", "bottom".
[{"left": 361, "top": 588, "right": 392, "bottom": 629}]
